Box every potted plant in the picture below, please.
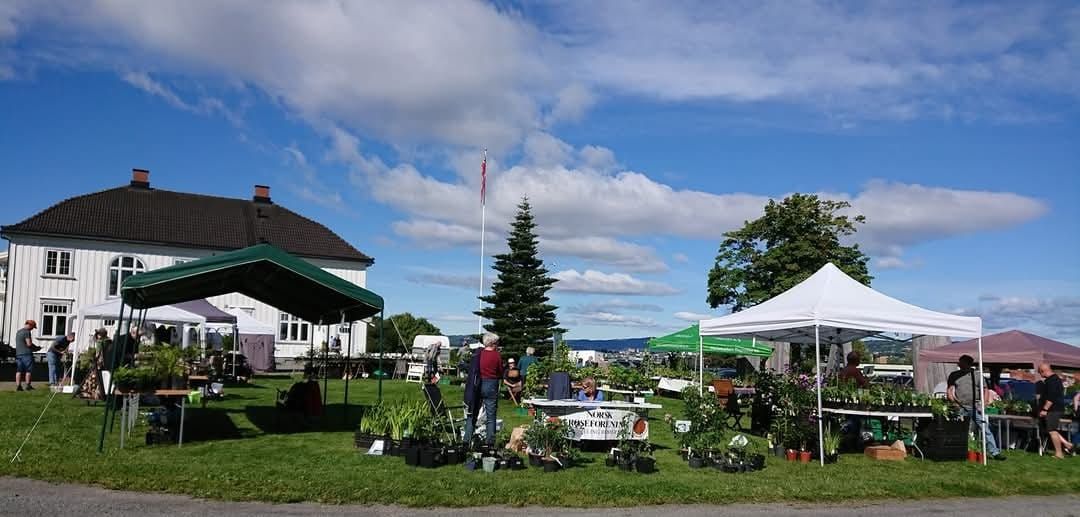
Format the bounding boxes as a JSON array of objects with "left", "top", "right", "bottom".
[
  {"left": 798, "top": 440, "right": 813, "bottom": 463},
  {"left": 967, "top": 436, "right": 981, "bottom": 463},
  {"left": 113, "top": 366, "right": 139, "bottom": 391},
  {"left": 822, "top": 430, "right": 841, "bottom": 464},
  {"left": 524, "top": 417, "right": 573, "bottom": 473}
]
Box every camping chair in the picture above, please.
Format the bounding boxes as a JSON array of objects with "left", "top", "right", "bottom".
[
  {"left": 422, "top": 383, "right": 468, "bottom": 443},
  {"left": 712, "top": 379, "right": 743, "bottom": 430}
]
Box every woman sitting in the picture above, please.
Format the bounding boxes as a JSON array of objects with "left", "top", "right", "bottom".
[
  {"left": 503, "top": 358, "right": 523, "bottom": 403},
  {"left": 576, "top": 377, "right": 605, "bottom": 402}
]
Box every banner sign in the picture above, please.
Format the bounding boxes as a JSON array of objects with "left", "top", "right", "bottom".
[{"left": 559, "top": 408, "right": 649, "bottom": 441}]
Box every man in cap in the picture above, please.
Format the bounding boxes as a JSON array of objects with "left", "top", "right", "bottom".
[{"left": 14, "top": 320, "right": 42, "bottom": 391}]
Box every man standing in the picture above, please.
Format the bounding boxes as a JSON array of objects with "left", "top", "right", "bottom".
[
  {"left": 462, "top": 333, "right": 503, "bottom": 447},
  {"left": 837, "top": 351, "right": 870, "bottom": 388},
  {"left": 518, "top": 347, "right": 537, "bottom": 380},
  {"left": 1037, "top": 363, "right": 1071, "bottom": 458},
  {"left": 947, "top": 354, "right": 1005, "bottom": 461},
  {"left": 47, "top": 332, "right": 75, "bottom": 386},
  {"left": 14, "top": 320, "right": 40, "bottom": 391}
]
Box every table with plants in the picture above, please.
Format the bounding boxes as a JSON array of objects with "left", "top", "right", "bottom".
[{"left": 109, "top": 344, "right": 203, "bottom": 448}]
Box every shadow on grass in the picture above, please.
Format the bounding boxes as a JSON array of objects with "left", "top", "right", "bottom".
[
  {"left": 244, "top": 403, "right": 365, "bottom": 434},
  {"left": 179, "top": 407, "right": 249, "bottom": 442}
]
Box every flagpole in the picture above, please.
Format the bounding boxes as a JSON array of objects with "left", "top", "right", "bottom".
[{"left": 477, "top": 149, "right": 487, "bottom": 337}]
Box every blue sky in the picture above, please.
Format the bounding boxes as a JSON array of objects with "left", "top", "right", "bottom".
[{"left": 1, "top": 1, "right": 1078, "bottom": 342}]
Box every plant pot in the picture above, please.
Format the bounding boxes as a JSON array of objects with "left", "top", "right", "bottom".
[
  {"left": 354, "top": 432, "right": 375, "bottom": 450},
  {"left": 967, "top": 450, "right": 978, "bottom": 463},
  {"left": 605, "top": 457, "right": 616, "bottom": 467},
  {"left": 482, "top": 456, "right": 496, "bottom": 473},
  {"left": 618, "top": 460, "right": 634, "bottom": 471},
  {"left": 527, "top": 406, "right": 536, "bottom": 417},
  {"left": 721, "top": 462, "right": 740, "bottom": 473},
  {"left": 497, "top": 458, "right": 509, "bottom": 470},
  {"left": 785, "top": 449, "right": 797, "bottom": 462},
  {"left": 749, "top": 453, "right": 766, "bottom": 470},
  {"left": 543, "top": 459, "right": 561, "bottom": 473},
  {"left": 404, "top": 446, "right": 422, "bottom": 467},
  {"left": 170, "top": 375, "right": 187, "bottom": 390},
  {"left": 528, "top": 453, "right": 544, "bottom": 467},
  {"left": 688, "top": 456, "right": 706, "bottom": 469},
  {"left": 635, "top": 457, "right": 656, "bottom": 474},
  {"left": 508, "top": 456, "right": 524, "bottom": 470},
  {"left": 420, "top": 447, "right": 444, "bottom": 468},
  {"left": 799, "top": 451, "right": 812, "bottom": 463},
  {"left": 445, "top": 448, "right": 464, "bottom": 464},
  {"left": 773, "top": 445, "right": 786, "bottom": 458},
  {"left": 975, "top": 452, "right": 983, "bottom": 463},
  {"left": 824, "top": 452, "right": 838, "bottom": 464},
  {"left": 464, "top": 458, "right": 478, "bottom": 471}
]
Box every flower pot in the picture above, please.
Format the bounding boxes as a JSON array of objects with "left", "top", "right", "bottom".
[
  {"left": 404, "top": 446, "right": 421, "bottom": 467},
  {"left": 749, "top": 453, "right": 766, "bottom": 470},
  {"left": 975, "top": 452, "right": 984, "bottom": 463},
  {"left": 773, "top": 445, "right": 786, "bottom": 458},
  {"left": 688, "top": 456, "right": 706, "bottom": 469},
  {"left": 543, "top": 459, "right": 561, "bottom": 473},
  {"left": 528, "top": 453, "right": 544, "bottom": 467},
  {"left": 785, "top": 449, "right": 797, "bottom": 462},
  {"left": 967, "top": 450, "right": 978, "bottom": 463},
  {"left": 482, "top": 456, "right": 496, "bottom": 473},
  {"left": 445, "top": 448, "right": 464, "bottom": 464},
  {"left": 635, "top": 457, "right": 656, "bottom": 474},
  {"left": 508, "top": 456, "right": 524, "bottom": 470},
  {"left": 605, "top": 457, "right": 616, "bottom": 467},
  {"left": 170, "top": 375, "right": 187, "bottom": 390},
  {"left": 420, "top": 447, "right": 444, "bottom": 468},
  {"left": 527, "top": 406, "right": 536, "bottom": 417},
  {"left": 464, "top": 458, "right": 478, "bottom": 471},
  {"left": 824, "top": 452, "right": 838, "bottom": 464},
  {"left": 497, "top": 458, "right": 509, "bottom": 471},
  {"left": 799, "top": 451, "right": 812, "bottom": 463},
  {"left": 354, "top": 432, "right": 375, "bottom": 450},
  {"left": 618, "top": 460, "right": 634, "bottom": 471}
]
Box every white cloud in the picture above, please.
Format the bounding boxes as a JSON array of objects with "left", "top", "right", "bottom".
[
  {"left": 120, "top": 71, "right": 242, "bottom": 125},
  {"left": 545, "top": 83, "right": 595, "bottom": 126},
  {"left": 571, "top": 311, "right": 657, "bottom": 328},
  {"left": 406, "top": 271, "right": 486, "bottom": 291},
  {"left": 523, "top": 132, "right": 574, "bottom": 168},
  {"left": 672, "top": 253, "right": 689, "bottom": 264},
  {"left": 578, "top": 145, "right": 617, "bottom": 173},
  {"left": 540, "top": 236, "right": 666, "bottom": 273},
  {"left": 552, "top": 269, "right": 679, "bottom": 296},
  {"left": 542, "top": 1, "right": 1080, "bottom": 121},
  {"left": 674, "top": 311, "right": 714, "bottom": 322},
  {"left": 953, "top": 296, "right": 1080, "bottom": 342},
  {"left": 7, "top": 0, "right": 557, "bottom": 151},
  {"left": 875, "top": 257, "right": 909, "bottom": 270},
  {"left": 567, "top": 299, "right": 664, "bottom": 314},
  {"left": 433, "top": 314, "right": 477, "bottom": 323}
]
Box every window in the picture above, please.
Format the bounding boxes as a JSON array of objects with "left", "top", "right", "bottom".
[
  {"left": 41, "top": 302, "right": 71, "bottom": 337},
  {"left": 108, "top": 256, "right": 146, "bottom": 297},
  {"left": 279, "top": 313, "right": 310, "bottom": 342},
  {"left": 44, "top": 249, "right": 73, "bottom": 276}
]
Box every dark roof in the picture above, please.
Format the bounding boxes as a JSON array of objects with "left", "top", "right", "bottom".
[{"left": 1, "top": 185, "right": 373, "bottom": 264}]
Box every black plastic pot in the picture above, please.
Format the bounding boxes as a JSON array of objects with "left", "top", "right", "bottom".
[
  {"left": 618, "top": 460, "right": 634, "bottom": 471},
  {"left": 354, "top": 432, "right": 376, "bottom": 450},
  {"left": 445, "top": 448, "right": 464, "bottom": 464},
  {"left": 635, "top": 457, "right": 656, "bottom": 474},
  {"left": 508, "top": 456, "right": 524, "bottom": 470},
  {"left": 170, "top": 375, "right": 187, "bottom": 390},
  {"left": 419, "top": 447, "right": 445, "bottom": 468},
  {"left": 824, "top": 452, "right": 839, "bottom": 464},
  {"left": 543, "top": 459, "right": 560, "bottom": 473},
  {"left": 464, "top": 458, "right": 478, "bottom": 471},
  {"left": 528, "top": 454, "right": 544, "bottom": 467},
  {"left": 404, "top": 446, "right": 421, "bottom": 467},
  {"left": 749, "top": 453, "right": 766, "bottom": 470},
  {"left": 688, "top": 456, "right": 705, "bottom": 469}
]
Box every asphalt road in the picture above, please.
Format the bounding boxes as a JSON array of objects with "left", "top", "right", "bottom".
[{"left": 3, "top": 477, "right": 1079, "bottom": 516}]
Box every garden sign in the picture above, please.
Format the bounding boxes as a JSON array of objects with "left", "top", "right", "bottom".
[{"left": 559, "top": 408, "right": 649, "bottom": 441}]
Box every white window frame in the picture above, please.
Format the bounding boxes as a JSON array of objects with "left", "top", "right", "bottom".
[
  {"left": 42, "top": 249, "right": 74, "bottom": 278},
  {"left": 278, "top": 312, "right": 311, "bottom": 343},
  {"left": 40, "top": 300, "right": 72, "bottom": 338},
  {"left": 107, "top": 255, "right": 146, "bottom": 298}
]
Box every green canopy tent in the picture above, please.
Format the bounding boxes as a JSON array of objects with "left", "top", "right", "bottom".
[
  {"left": 648, "top": 324, "right": 772, "bottom": 389},
  {"left": 648, "top": 324, "right": 773, "bottom": 357},
  {"left": 98, "top": 243, "right": 385, "bottom": 452}
]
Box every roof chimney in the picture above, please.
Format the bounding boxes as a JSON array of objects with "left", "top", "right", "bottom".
[
  {"left": 130, "top": 168, "right": 150, "bottom": 189},
  {"left": 253, "top": 185, "right": 272, "bottom": 203}
]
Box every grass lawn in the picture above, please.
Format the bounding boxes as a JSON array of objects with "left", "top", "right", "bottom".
[{"left": 2, "top": 376, "right": 1079, "bottom": 507}]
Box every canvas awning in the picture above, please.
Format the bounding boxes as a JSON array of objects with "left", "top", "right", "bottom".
[
  {"left": 648, "top": 324, "right": 773, "bottom": 357},
  {"left": 173, "top": 299, "right": 237, "bottom": 324},
  {"left": 919, "top": 330, "right": 1080, "bottom": 369},
  {"left": 120, "top": 243, "right": 383, "bottom": 323},
  {"left": 77, "top": 298, "right": 206, "bottom": 325}
]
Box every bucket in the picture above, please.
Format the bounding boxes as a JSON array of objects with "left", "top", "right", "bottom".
[
  {"left": 482, "top": 456, "right": 497, "bottom": 473},
  {"left": 514, "top": 407, "right": 528, "bottom": 416}
]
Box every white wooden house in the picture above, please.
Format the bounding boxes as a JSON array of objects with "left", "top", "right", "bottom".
[{"left": 0, "top": 169, "right": 374, "bottom": 361}]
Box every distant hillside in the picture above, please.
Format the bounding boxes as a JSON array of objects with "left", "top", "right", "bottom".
[{"left": 864, "top": 339, "right": 911, "bottom": 362}]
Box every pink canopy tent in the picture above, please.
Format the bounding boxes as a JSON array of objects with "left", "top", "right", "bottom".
[{"left": 919, "top": 330, "right": 1080, "bottom": 369}]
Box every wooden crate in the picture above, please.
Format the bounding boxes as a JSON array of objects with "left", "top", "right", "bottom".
[{"left": 864, "top": 446, "right": 906, "bottom": 461}]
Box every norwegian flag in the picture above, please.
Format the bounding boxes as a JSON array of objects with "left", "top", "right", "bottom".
[{"left": 480, "top": 149, "right": 487, "bottom": 204}]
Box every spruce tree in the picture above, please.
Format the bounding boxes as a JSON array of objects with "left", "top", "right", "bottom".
[{"left": 476, "top": 197, "right": 563, "bottom": 359}]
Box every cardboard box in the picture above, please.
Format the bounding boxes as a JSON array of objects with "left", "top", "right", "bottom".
[{"left": 864, "top": 445, "right": 905, "bottom": 461}]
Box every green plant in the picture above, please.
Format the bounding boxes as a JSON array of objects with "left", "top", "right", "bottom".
[
  {"left": 616, "top": 415, "right": 652, "bottom": 461},
  {"left": 112, "top": 366, "right": 139, "bottom": 390},
  {"left": 76, "top": 347, "right": 98, "bottom": 372},
  {"left": 524, "top": 417, "right": 573, "bottom": 459},
  {"left": 822, "top": 430, "right": 841, "bottom": 455}
]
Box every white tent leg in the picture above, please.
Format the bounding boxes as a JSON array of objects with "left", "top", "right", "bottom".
[
  {"left": 698, "top": 334, "right": 704, "bottom": 396},
  {"left": 815, "top": 324, "right": 824, "bottom": 466},
  {"left": 977, "top": 335, "right": 987, "bottom": 465}
]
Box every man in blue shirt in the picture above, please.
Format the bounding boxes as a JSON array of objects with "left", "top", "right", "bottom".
[
  {"left": 518, "top": 347, "right": 537, "bottom": 381},
  {"left": 48, "top": 332, "right": 75, "bottom": 386}
]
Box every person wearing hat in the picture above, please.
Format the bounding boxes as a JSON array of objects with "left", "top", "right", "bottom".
[
  {"left": 503, "top": 357, "right": 523, "bottom": 404},
  {"left": 14, "top": 320, "right": 42, "bottom": 391}
]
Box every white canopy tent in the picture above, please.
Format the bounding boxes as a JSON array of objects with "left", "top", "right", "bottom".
[
  {"left": 69, "top": 298, "right": 209, "bottom": 389},
  {"left": 699, "top": 263, "right": 983, "bottom": 465}
]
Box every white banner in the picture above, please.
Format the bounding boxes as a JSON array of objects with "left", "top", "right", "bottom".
[{"left": 559, "top": 408, "right": 649, "bottom": 441}]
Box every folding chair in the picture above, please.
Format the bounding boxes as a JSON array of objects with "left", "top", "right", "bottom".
[
  {"left": 712, "top": 379, "right": 743, "bottom": 430},
  {"left": 422, "top": 383, "right": 468, "bottom": 443},
  {"left": 392, "top": 359, "right": 407, "bottom": 379}
]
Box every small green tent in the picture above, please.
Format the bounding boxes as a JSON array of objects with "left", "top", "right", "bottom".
[{"left": 648, "top": 324, "right": 772, "bottom": 357}]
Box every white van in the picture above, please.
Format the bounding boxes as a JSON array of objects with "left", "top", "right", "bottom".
[{"left": 861, "top": 364, "right": 914, "bottom": 379}]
